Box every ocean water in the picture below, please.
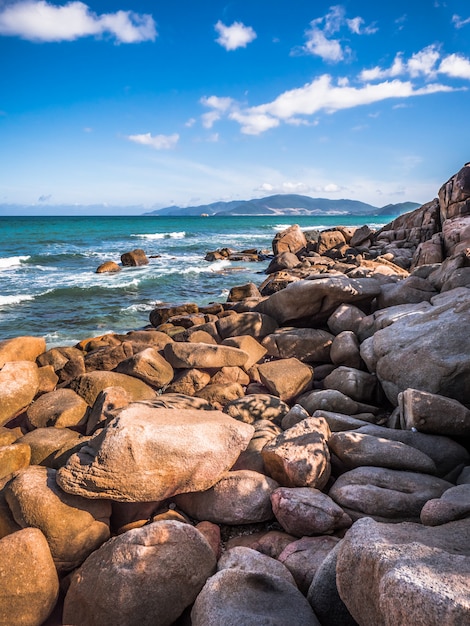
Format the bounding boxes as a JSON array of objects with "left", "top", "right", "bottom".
[{"left": 0, "top": 214, "right": 390, "bottom": 347}]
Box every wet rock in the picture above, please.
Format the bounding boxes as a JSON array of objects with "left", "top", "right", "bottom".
[
  {"left": 96, "top": 260, "right": 121, "bottom": 273},
  {"left": 120, "top": 248, "right": 149, "bottom": 266}
]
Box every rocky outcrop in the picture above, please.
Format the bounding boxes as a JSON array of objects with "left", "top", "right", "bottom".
[{"left": 120, "top": 248, "right": 149, "bottom": 266}]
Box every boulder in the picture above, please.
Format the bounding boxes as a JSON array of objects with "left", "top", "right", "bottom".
[
  {"left": 195, "top": 382, "right": 245, "bottom": 408},
  {"left": 336, "top": 517, "right": 470, "bottom": 626},
  {"left": 262, "top": 417, "right": 331, "bottom": 490},
  {"left": 398, "top": 387, "right": 470, "bottom": 436},
  {"left": 350, "top": 225, "right": 373, "bottom": 247},
  {"left": 307, "top": 541, "right": 358, "bottom": 626},
  {"left": 216, "top": 312, "right": 278, "bottom": 340},
  {"left": 376, "top": 275, "right": 437, "bottom": 308},
  {"left": 266, "top": 251, "right": 301, "bottom": 273},
  {"left": 96, "top": 261, "right": 121, "bottom": 273},
  {"left": 330, "top": 331, "right": 362, "bottom": 369},
  {"left": 298, "top": 389, "right": 376, "bottom": 417},
  {"left": 262, "top": 328, "right": 333, "bottom": 363},
  {"left": 257, "top": 358, "right": 312, "bottom": 402},
  {"left": 85, "top": 386, "right": 130, "bottom": 434},
  {"left": 217, "top": 546, "right": 296, "bottom": 586},
  {"left": 69, "top": 370, "right": 156, "bottom": 406},
  {"left": 317, "top": 229, "right": 347, "bottom": 255},
  {"left": 0, "top": 443, "right": 31, "bottom": 482},
  {"left": 165, "top": 368, "right": 211, "bottom": 395},
  {"left": 164, "top": 342, "right": 249, "bottom": 369},
  {"left": 174, "top": 470, "right": 278, "bottom": 524},
  {"left": 120, "top": 248, "right": 149, "bottom": 266},
  {"left": 278, "top": 535, "right": 340, "bottom": 595},
  {"left": 210, "top": 366, "right": 250, "bottom": 386},
  {"left": 363, "top": 287, "right": 470, "bottom": 405},
  {"left": 5, "top": 466, "right": 111, "bottom": 572},
  {"left": 272, "top": 224, "right": 308, "bottom": 255},
  {"left": 0, "top": 361, "right": 39, "bottom": 426},
  {"left": 324, "top": 366, "right": 379, "bottom": 404},
  {"left": 271, "top": 487, "right": 351, "bottom": 537},
  {"left": 420, "top": 484, "right": 470, "bottom": 526},
  {"left": 227, "top": 283, "right": 262, "bottom": 302},
  {"left": 224, "top": 394, "right": 289, "bottom": 425},
  {"left": 18, "top": 427, "right": 84, "bottom": 469},
  {"left": 26, "top": 388, "right": 88, "bottom": 429},
  {"left": 191, "top": 569, "right": 320, "bottom": 626},
  {"left": 232, "top": 420, "right": 281, "bottom": 474},
  {"left": 84, "top": 342, "right": 134, "bottom": 372},
  {"left": 255, "top": 275, "right": 381, "bottom": 325},
  {"left": 63, "top": 520, "right": 216, "bottom": 626},
  {"left": 281, "top": 404, "right": 311, "bottom": 430},
  {"left": 56, "top": 405, "right": 254, "bottom": 502},
  {"left": 149, "top": 302, "right": 199, "bottom": 327},
  {"left": 0, "top": 335, "right": 46, "bottom": 368},
  {"left": 226, "top": 529, "right": 296, "bottom": 558},
  {"left": 328, "top": 431, "right": 437, "bottom": 474},
  {"left": 37, "top": 364, "right": 59, "bottom": 394},
  {"left": 327, "top": 304, "right": 366, "bottom": 335},
  {"left": 222, "top": 335, "right": 267, "bottom": 369},
  {"left": 113, "top": 347, "right": 174, "bottom": 389},
  {"left": 329, "top": 466, "right": 453, "bottom": 522},
  {"left": 0, "top": 528, "right": 59, "bottom": 626}
]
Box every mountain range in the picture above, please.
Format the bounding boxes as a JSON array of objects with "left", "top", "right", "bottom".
[{"left": 144, "top": 195, "right": 420, "bottom": 217}]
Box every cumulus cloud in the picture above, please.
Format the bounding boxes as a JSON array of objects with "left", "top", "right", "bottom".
[
  {"left": 0, "top": 1, "right": 157, "bottom": 43},
  {"left": 200, "top": 95, "right": 235, "bottom": 128},
  {"left": 214, "top": 20, "right": 256, "bottom": 51},
  {"left": 360, "top": 45, "right": 470, "bottom": 82},
  {"left": 127, "top": 133, "right": 179, "bottom": 150},
  {"left": 300, "top": 5, "right": 377, "bottom": 62}
]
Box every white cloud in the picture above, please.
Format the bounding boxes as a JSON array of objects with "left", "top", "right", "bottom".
[
  {"left": 127, "top": 133, "right": 179, "bottom": 150},
  {"left": 452, "top": 14, "right": 470, "bottom": 29},
  {"left": 300, "top": 5, "right": 377, "bottom": 62},
  {"left": 185, "top": 118, "right": 196, "bottom": 128},
  {"left": 439, "top": 53, "right": 470, "bottom": 79},
  {"left": 229, "top": 110, "right": 280, "bottom": 135},
  {"left": 214, "top": 20, "right": 256, "bottom": 51},
  {"left": 0, "top": 0, "right": 156, "bottom": 43},
  {"left": 360, "top": 45, "right": 470, "bottom": 83},
  {"left": 200, "top": 95, "right": 235, "bottom": 128}
]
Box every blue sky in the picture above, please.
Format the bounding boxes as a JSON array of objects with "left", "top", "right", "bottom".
[{"left": 1, "top": 0, "right": 470, "bottom": 212}]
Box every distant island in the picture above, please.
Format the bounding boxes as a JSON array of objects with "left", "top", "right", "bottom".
[
  {"left": 144, "top": 195, "right": 420, "bottom": 217},
  {"left": 0, "top": 196, "right": 420, "bottom": 217}
]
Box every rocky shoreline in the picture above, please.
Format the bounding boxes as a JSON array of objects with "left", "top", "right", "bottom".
[{"left": 1, "top": 164, "right": 470, "bottom": 625}]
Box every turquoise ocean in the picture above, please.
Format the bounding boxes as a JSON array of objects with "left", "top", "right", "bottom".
[{"left": 0, "top": 215, "right": 391, "bottom": 347}]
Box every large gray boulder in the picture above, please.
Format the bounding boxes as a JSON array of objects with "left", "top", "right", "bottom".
[
  {"left": 57, "top": 404, "right": 254, "bottom": 502},
  {"left": 336, "top": 517, "right": 470, "bottom": 626},
  {"left": 361, "top": 287, "right": 470, "bottom": 406},
  {"left": 63, "top": 520, "right": 216, "bottom": 626}
]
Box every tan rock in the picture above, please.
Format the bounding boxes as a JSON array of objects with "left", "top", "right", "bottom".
[
  {"left": 149, "top": 302, "right": 199, "bottom": 327},
  {"left": 222, "top": 335, "right": 267, "bottom": 369},
  {"left": 86, "top": 386, "right": 130, "bottom": 434},
  {"left": 329, "top": 466, "right": 453, "bottom": 522},
  {"left": 63, "top": 520, "right": 216, "bottom": 626},
  {"left": 0, "top": 528, "right": 59, "bottom": 626},
  {"left": 224, "top": 393, "right": 289, "bottom": 425},
  {"left": 272, "top": 224, "right": 308, "bottom": 255},
  {"left": 5, "top": 466, "right": 111, "bottom": 572},
  {"left": 165, "top": 368, "right": 211, "bottom": 395},
  {"left": 164, "top": 341, "right": 249, "bottom": 369},
  {"left": 0, "top": 425, "right": 22, "bottom": 446},
  {"left": 96, "top": 260, "right": 121, "bottom": 273},
  {"left": 210, "top": 366, "right": 250, "bottom": 386},
  {"left": 216, "top": 311, "right": 278, "bottom": 340},
  {"left": 0, "top": 490, "right": 21, "bottom": 539},
  {"left": 0, "top": 335, "right": 46, "bottom": 368},
  {"left": 37, "top": 364, "right": 59, "bottom": 394},
  {"left": 195, "top": 382, "right": 245, "bottom": 408},
  {"left": 57, "top": 405, "right": 254, "bottom": 502},
  {"left": 227, "top": 282, "right": 262, "bottom": 302},
  {"left": 174, "top": 470, "right": 279, "bottom": 524},
  {"left": 225, "top": 529, "right": 296, "bottom": 558},
  {"left": 26, "top": 388, "right": 88, "bottom": 429},
  {"left": 262, "top": 328, "right": 333, "bottom": 363},
  {"left": 317, "top": 229, "right": 347, "bottom": 255},
  {"left": 336, "top": 517, "right": 470, "bottom": 626},
  {"left": 271, "top": 487, "right": 351, "bottom": 537},
  {"left": 0, "top": 360, "right": 39, "bottom": 426},
  {"left": 18, "top": 427, "right": 84, "bottom": 468},
  {"left": 69, "top": 370, "right": 156, "bottom": 406},
  {"left": 0, "top": 443, "right": 31, "bottom": 482},
  {"left": 232, "top": 419, "right": 281, "bottom": 474},
  {"left": 191, "top": 569, "right": 320, "bottom": 626},
  {"left": 114, "top": 347, "right": 174, "bottom": 389},
  {"left": 257, "top": 358, "right": 312, "bottom": 402},
  {"left": 262, "top": 417, "right": 331, "bottom": 490},
  {"left": 120, "top": 248, "right": 149, "bottom": 266}
]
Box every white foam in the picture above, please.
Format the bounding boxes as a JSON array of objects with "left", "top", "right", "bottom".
[
  {"left": 122, "top": 303, "right": 155, "bottom": 313},
  {"left": 132, "top": 231, "right": 186, "bottom": 240},
  {"left": 0, "top": 255, "right": 30, "bottom": 270},
  {"left": 0, "top": 294, "right": 34, "bottom": 306}
]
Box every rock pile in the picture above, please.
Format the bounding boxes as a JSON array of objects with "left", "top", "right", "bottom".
[{"left": 0, "top": 165, "right": 470, "bottom": 625}]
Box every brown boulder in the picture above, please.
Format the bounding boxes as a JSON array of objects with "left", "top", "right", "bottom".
[
  {"left": 18, "top": 427, "right": 84, "bottom": 468},
  {"left": 399, "top": 387, "right": 470, "bottom": 436},
  {"left": 0, "top": 361, "right": 39, "bottom": 426},
  {"left": 195, "top": 382, "right": 245, "bottom": 408},
  {"left": 69, "top": 370, "right": 156, "bottom": 406},
  {"left": 216, "top": 311, "right": 278, "bottom": 340},
  {"left": 85, "top": 386, "right": 130, "bottom": 434},
  {"left": 262, "top": 328, "right": 333, "bottom": 363},
  {"left": 0, "top": 443, "right": 31, "bottom": 482},
  {"left": 113, "top": 347, "right": 174, "bottom": 389},
  {"left": 63, "top": 520, "right": 216, "bottom": 626},
  {"left": 317, "top": 229, "right": 347, "bottom": 255},
  {"left": 165, "top": 368, "right": 211, "bottom": 395},
  {"left": 149, "top": 302, "right": 199, "bottom": 327},
  {"left": 330, "top": 331, "right": 362, "bottom": 368},
  {"left": 174, "top": 470, "right": 278, "bottom": 524},
  {"left": 164, "top": 341, "right": 249, "bottom": 369},
  {"left": 232, "top": 419, "right": 281, "bottom": 474},
  {"left": 96, "top": 260, "right": 121, "bottom": 273},
  {"left": 420, "top": 484, "right": 470, "bottom": 526},
  {"left": 57, "top": 405, "right": 254, "bottom": 502},
  {"left": 0, "top": 528, "right": 59, "bottom": 626},
  {"left": 262, "top": 417, "right": 331, "bottom": 490},
  {"left": 227, "top": 282, "right": 262, "bottom": 301},
  {"left": 0, "top": 335, "right": 46, "bottom": 368},
  {"left": 257, "top": 358, "right": 312, "bottom": 402},
  {"left": 222, "top": 335, "right": 267, "bottom": 369},
  {"left": 272, "top": 224, "right": 307, "bottom": 255},
  {"left": 217, "top": 545, "right": 296, "bottom": 585},
  {"left": 5, "top": 466, "right": 111, "bottom": 572},
  {"left": 26, "top": 388, "right": 88, "bottom": 429},
  {"left": 120, "top": 248, "right": 149, "bottom": 266},
  {"left": 224, "top": 393, "right": 289, "bottom": 425},
  {"left": 324, "top": 366, "right": 379, "bottom": 404}
]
